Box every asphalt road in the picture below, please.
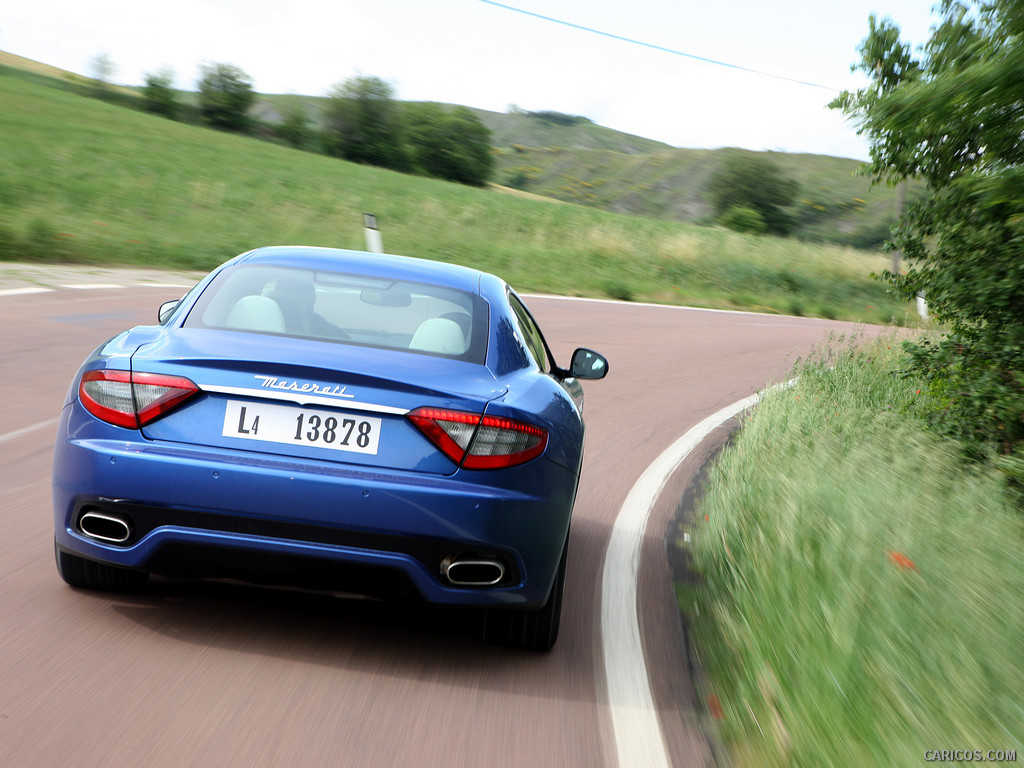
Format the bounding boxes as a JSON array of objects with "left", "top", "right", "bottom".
[{"left": 0, "top": 266, "right": 875, "bottom": 767}]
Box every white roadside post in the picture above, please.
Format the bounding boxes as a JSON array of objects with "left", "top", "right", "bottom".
[
  {"left": 916, "top": 291, "right": 928, "bottom": 319},
  {"left": 363, "top": 212, "right": 383, "bottom": 253}
]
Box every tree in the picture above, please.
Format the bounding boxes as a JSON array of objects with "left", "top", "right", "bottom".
[
  {"left": 87, "top": 52, "right": 118, "bottom": 100},
  {"left": 404, "top": 104, "right": 494, "bottom": 186},
  {"left": 832, "top": 0, "right": 1024, "bottom": 457},
  {"left": 89, "top": 52, "right": 116, "bottom": 87},
  {"left": 706, "top": 152, "right": 799, "bottom": 235},
  {"left": 277, "top": 99, "right": 313, "bottom": 149},
  {"left": 323, "top": 75, "right": 406, "bottom": 170},
  {"left": 198, "top": 62, "right": 255, "bottom": 132},
  {"left": 143, "top": 67, "right": 178, "bottom": 119}
]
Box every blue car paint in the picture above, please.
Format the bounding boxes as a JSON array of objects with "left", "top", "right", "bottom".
[
  {"left": 131, "top": 330, "right": 508, "bottom": 475},
  {"left": 53, "top": 247, "right": 590, "bottom": 609},
  {"left": 52, "top": 413, "right": 577, "bottom": 605}
]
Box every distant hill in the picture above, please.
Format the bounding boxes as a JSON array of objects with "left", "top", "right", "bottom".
[
  {"left": 245, "top": 83, "right": 908, "bottom": 248},
  {"left": 465, "top": 107, "right": 907, "bottom": 248},
  {"left": 1, "top": 49, "right": 906, "bottom": 248},
  {"left": 466, "top": 107, "right": 672, "bottom": 155},
  {"left": 449, "top": 106, "right": 906, "bottom": 248},
  {"left": 0, "top": 50, "right": 79, "bottom": 79}
]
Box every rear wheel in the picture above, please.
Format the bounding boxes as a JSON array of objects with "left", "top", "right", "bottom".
[
  {"left": 483, "top": 539, "right": 567, "bottom": 652},
  {"left": 55, "top": 541, "right": 148, "bottom": 592}
]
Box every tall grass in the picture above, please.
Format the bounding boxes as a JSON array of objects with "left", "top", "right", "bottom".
[
  {"left": 685, "top": 339, "right": 1024, "bottom": 766},
  {"left": 0, "top": 64, "right": 913, "bottom": 325}
]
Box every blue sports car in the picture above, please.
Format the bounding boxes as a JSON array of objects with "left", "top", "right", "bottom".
[{"left": 52, "top": 246, "right": 607, "bottom": 650}]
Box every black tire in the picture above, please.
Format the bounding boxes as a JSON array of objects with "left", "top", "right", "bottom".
[
  {"left": 483, "top": 539, "right": 567, "bottom": 652},
  {"left": 55, "top": 541, "right": 149, "bottom": 592}
]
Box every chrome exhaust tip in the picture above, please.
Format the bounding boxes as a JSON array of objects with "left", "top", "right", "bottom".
[
  {"left": 442, "top": 556, "right": 505, "bottom": 587},
  {"left": 79, "top": 511, "right": 132, "bottom": 544}
]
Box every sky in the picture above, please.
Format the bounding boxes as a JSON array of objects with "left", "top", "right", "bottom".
[{"left": 3, "top": 0, "right": 939, "bottom": 160}]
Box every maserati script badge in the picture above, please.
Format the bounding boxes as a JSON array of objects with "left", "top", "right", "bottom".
[{"left": 253, "top": 375, "right": 355, "bottom": 399}]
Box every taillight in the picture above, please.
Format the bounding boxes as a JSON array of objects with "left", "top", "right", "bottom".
[
  {"left": 79, "top": 370, "right": 199, "bottom": 429},
  {"left": 408, "top": 407, "right": 548, "bottom": 469}
]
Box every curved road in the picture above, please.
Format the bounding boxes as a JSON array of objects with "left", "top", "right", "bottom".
[{"left": 0, "top": 268, "right": 873, "bottom": 767}]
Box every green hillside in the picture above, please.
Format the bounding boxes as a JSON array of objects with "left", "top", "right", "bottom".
[
  {"left": 0, "top": 55, "right": 913, "bottom": 325},
  {"left": 258, "top": 94, "right": 908, "bottom": 249},
  {"left": 0, "top": 49, "right": 907, "bottom": 248},
  {"left": 467, "top": 106, "right": 672, "bottom": 155},
  {"left": 465, "top": 105, "right": 908, "bottom": 248},
  {"left": 487, "top": 140, "right": 907, "bottom": 248},
  {"left": 447, "top": 103, "right": 907, "bottom": 249}
]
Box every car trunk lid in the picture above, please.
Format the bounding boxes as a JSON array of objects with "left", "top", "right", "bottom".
[{"left": 132, "top": 329, "right": 506, "bottom": 475}]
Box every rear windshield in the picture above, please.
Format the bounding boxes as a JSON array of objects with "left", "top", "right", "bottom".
[{"left": 184, "top": 265, "right": 487, "bottom": 363}]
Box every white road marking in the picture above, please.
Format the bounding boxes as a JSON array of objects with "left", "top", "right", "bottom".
[
  {"left": 522, "top": 293, "right": 766, "bottom": 316},
  {"left": 602, "top": 392, "right": 761, "bottom": 768},
  {"left": 0, "top": 281, "right": 191, "bottom": 297},
  {"left": 0, "top": 418, "right": 59, "bottom": 445},
  {"left": 59, "top": 283, "right": 124, "bottom": 290},
  {"left": 0, "top": 286, "right": 54, "bottom": 297}
]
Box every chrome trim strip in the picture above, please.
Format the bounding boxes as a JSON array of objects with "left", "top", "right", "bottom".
[{"left": 199, "top": 384, "right": 409, "bottom": 415}]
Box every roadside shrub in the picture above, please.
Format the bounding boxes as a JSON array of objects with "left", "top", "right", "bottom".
[
  {"left": 718, "top": 206, "right": 766, "bottom": 234},
  {"left": 504, "top": 169, "right": 534, "bottom": 189},
  {"left": 25, "top": 218, "right": 62, "bottom": 261},
  {"left": 276, "top": 101, "right": 312, "bottom": 149},
  {"left": 603, "top": 281, "right": 634, "bottom": 301},
  {"left": 0, "top": 224, "right": 20, "bottom": 260},
  {"left": 707, "top": 152, "right": 798, "bottom": 235},
  {"left": 403, "top": 104, "right": 494, "bottom": 186},
  {"left": 832, "top": 1, "right": 1024, "bottom": 460},
  {"left": 527, "top": 110, "right": 590, "bottom": 126},
  {"left": 323, "top": 75, "right": 408, "bottom": 171},
  {"left": 143, "top": 68, "right": 178, "bottom": 119},
  {"left": 687, "top": 339, "right": 1024, "bottom": 766},
  {"left": 197, "top": 63, "right": 255, "bottom": 133},
  {"left": 903, "top": 332, "right": 1024, "bottom": 460}
]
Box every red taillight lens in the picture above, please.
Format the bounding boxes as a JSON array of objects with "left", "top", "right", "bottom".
[
  {"left": 80, "top": 370, "right": 135, "bottom": 428},
  {"left": 79, "top": 370, "right": 199, "bottom": 429},
  {"left": 408, "top": 407, "right": 548, "bottom": 470}
]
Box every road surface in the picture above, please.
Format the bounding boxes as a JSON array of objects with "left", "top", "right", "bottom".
[{"left": 0, "top": 265, "right": 874, "bottom": 767}]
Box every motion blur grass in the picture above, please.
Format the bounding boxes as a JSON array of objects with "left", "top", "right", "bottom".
[
  {"left": 684, "top": 338, "right": 1024, "bottom": 766},
  {"left": 0, "top": 63, "right": 912, "bottom": 325}
]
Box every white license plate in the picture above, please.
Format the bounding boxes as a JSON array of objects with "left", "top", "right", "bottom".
[{"left": 222, "top": 400, "right": 382, "bottom": 455}]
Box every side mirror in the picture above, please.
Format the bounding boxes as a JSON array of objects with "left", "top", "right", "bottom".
[
  {"left": 569, "top": 348, "right": 608, "bottom": 380},
  {"left": 158, "top": 299, "right": 180, "bottom": 323}
]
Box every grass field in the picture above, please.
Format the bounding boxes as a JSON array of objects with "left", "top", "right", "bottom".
[
  {"left": 684, "top": 339, "right": 1024, "bottom": 766},
  {"left": 0, "top": 60, "right": 914, "bottom": 325}
]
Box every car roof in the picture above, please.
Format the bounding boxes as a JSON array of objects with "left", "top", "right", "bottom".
[{"left": 234, "top": 246, "right": 487, "bottom": 295}]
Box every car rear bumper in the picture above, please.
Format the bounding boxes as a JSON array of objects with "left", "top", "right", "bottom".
[{"left": 52, "top": 408, "right": 576, "bottom": 607}]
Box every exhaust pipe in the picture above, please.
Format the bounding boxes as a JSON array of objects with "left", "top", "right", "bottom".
[
  {"left": 79, "top": 511, "right": 132, "bottom": 544},
  {"left": 442, "top": 556, "right": 505, "bottom": 587}
]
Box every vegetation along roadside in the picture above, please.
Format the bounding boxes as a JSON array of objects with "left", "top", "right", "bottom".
[
  {"left": 685, "top": 2, "right": 1024, "bottom": 764},
  {"left": 682, "top": 338, "right": 1024, "bottom": 766},
  {"left": 0, "top": 56, "right": 910, "bottom": 325}
]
